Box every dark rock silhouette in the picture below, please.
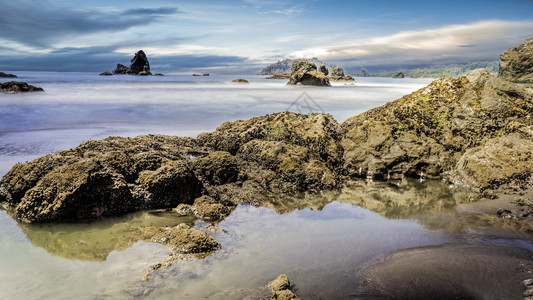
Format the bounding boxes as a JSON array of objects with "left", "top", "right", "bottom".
[
  {"left": 1, "top": 81, "right": 43, "bottom": 93},
  {"left": 0, "top": 72, "right": 17, "bottom": 78},
  {"left": 126, "top": 50, "right": 151, "bottom": 75},
  {"left": 113, "top": 64, "right": 128, "bottom": 75}
]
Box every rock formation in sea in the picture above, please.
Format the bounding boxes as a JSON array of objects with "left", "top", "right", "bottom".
[
  {"left": 1, "top": 81, "right": 44, "bottom": 93},
  {"left": 231, "top": 78, "right": 249, "bottom": 83},
  {"left": 328, "top": 65, "right": 355, "bottom": 82},
  {"left": 360, "top": 68, "right": 370, "bottom": 77},
  {"left": 99, "top": 72, "right": 112, "bottom": 76},
  {"left": 0, "top": 72, "right": 17, "bottom": 78},
  {"left": 1, "top": 69, "right": 531, "bottom": 224},
  {"left": 393, "top": 72, "right": 405, "bottom": 78},
  {"left": 112, "top": 50, "right": 152, "bottom": 75},
  {"left": 287, "top": 59, "right": 331, "bottom": 86},
  {"left": 498, "top": 37, "right": 533, "bottom": 83},
  {"left": 113, "top": 64, "right": 128, "bottom": 75}
]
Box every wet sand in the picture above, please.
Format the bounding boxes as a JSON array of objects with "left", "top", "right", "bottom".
[{"left": 358, "top": 243, "right": 533, "bottom": 300}]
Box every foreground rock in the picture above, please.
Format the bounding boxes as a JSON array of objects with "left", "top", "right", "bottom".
[
  {"left": 499, "top": 37, "right": 533, "bottom": 83},
  {"left": 287, "top": 59, "right": 331, "bottom": 86},
  {"left": 112, "top": 50, "right": 152, "bottom": 75},
  {"left": 0, "top": 71, "right": 17, "bottom": 78},
  {"left": 1, "top": 81, "right": 43, "bottom": 93},
  {"left": 342, "top": 69, "right": 532, "bottom": 191}
]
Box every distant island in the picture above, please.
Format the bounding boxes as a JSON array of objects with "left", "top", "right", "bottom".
[
  {"left": 373, "top": 61, "right": 499, "bottom": 78},
  {"left": 259, "top": 57, "right": 333, "bottom": 75}
]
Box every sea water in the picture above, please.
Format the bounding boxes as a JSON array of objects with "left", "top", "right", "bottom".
[{"left": 1, "top": 73, "right": 530, "bottom": 299}]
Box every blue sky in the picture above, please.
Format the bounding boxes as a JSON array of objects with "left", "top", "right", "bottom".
[{"left": 1, "top": 0, "right": 532, "bottom": 74}]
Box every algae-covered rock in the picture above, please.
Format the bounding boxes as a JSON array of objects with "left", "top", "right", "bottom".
[
  {"left": 499, "top": 37, "right": 533, "bottom": 83},
  {"left": 268, "top": 274, "right": 299, "bottom": 299},
  {"left": 0, "top": 135, "right": 205, "bottom": 222},
  {"left": 194, "top": 151, "right": 239, "bottom": 185},
  {"left": 342, "top": 70, "right": 533, "bottom": 185},
  {"left": 193, "top": 195, "right": 232, "bottom": 221},
  {"left": 152, "top": 223, "right": 220, "bottom": 254},
  {"left": 266, "top": 73, "right": 291, "bottom": 79}
]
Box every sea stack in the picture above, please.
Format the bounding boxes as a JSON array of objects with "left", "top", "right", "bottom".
[
  {"left": 287, "top": 59, "right": 331, "bottom": 86},
  {"left": 112, "top": 50, "right": 152, "bottom": 75}
]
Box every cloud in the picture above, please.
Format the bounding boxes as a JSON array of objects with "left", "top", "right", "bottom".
[
  {"left": 0, "top": 1, "right": 181, "bottom": 48},
  {"left": 0, "top": 45, "right": 246, "bottom": 73},
  {"left": 290, "top": 20, "right": 533, "bottom": 65},
  {"left": 122, "top": 7, "right": 182, "bottom": 16}
]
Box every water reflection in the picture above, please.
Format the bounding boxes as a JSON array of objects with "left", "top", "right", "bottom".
[
  {"left": 12, "top": 179, "right": 533, "bottom": 263},
  {"left": 16, "top": 210, "right": 196, "bottom": 261}
]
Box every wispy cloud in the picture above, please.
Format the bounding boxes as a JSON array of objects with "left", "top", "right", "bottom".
[
  {"left": 0, "top": 1, "right": 182, "bottom": 48},
  {"left": 290, "top": 20, "right": 533, "bottom": 62}
]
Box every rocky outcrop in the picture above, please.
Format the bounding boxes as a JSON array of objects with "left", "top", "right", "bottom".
[
  {"left": 231, "top": 79, "right": 249, "bottom": 83},
  {"left": 342, "top": 69, "right": 532, "bottom": 190},
  {"left": 1, "top": 81, "right": 43, "bottom": 93},
  {"left": 393, "top": 72, "right": 405, "bottom": 78},
  {"left": 99, "top": 72, "right": 112, "bottom": 76},
  {"left": 499, "top": 37, "right": 533, "bottom": 83},
  {"left": 266, "top": 73, "right": 291, "bottom": 79},
  {"left": 287, "top": 59, "right": 331, "bottom": 86},
  {"left": 113, "top": 64, "right": 128, "bottom": 75},
  {"left": 150, "top": 223, "right": 220, "bottom": 253},
  {"left": 318, "top": 64, "right": 329, "bottom": 76},
  {"left": 112, "top": 50, "right": 152, "bottom": 75},
  {"left": 0, "top": 72, "right": 17, "bottom": 78},
  {"left": 328, "top": 65, "right": 355, "bottom": 82},
  {"left": 268, "top": 274, "right": 299, "bottom": 299},
  {"left": 127, "top": 50, "right": 151, "bottom": 75},
  {"left": 1, "top": 69, "right": 531, "bottom": 223}
]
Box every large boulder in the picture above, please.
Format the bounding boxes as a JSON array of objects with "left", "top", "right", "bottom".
[
  {"left": 0, "top": 135, "right": 203, "bottom": 222},
  {"left": 342, "top": 69, "right": 533, "bottom": 189},
  {"left": 1, "top": 81, "right": 43, "bottom": 93},
  {"left": 499, "top": 37, "right": 533, "bottom": 83},
  {"left": 287, "top": 59, "right": 331, "bottom": 86}
]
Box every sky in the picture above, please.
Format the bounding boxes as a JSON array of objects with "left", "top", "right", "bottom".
[{"left": 0, "top": 0, "right": 532, "bottom": 74}]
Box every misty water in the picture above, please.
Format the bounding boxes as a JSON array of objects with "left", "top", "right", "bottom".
[{"left": 1, "top": 73, "right": 532, "bottom": 299}]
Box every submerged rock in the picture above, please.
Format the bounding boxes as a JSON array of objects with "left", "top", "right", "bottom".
[
  {"left": 1, "top": 81, "right": 43, "bottom": 93},
  {"left": 287, "top": 59, "right": 331, "bottom": 86},
  {"left": 268, "top": 274, "right": 299, "bottom": 299},
  {"left": 499, "top": 37, "right": 533, "bottom": 83},
  {"left": 231, "top": 78, "right": 249, "bottom": 83},
  {"left": 151, "top": 223, "right": 220, "bottom": 253},
  {"left": 0, "top": 71, "right": 17, "bottom": 78},
  {"left": 99, "top": 71, "right": 112, "bottom": 76}
]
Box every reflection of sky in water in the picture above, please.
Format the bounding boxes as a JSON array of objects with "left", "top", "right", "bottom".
[{"left": 0, "top": 201, "right": 454, "bottom": 299}]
